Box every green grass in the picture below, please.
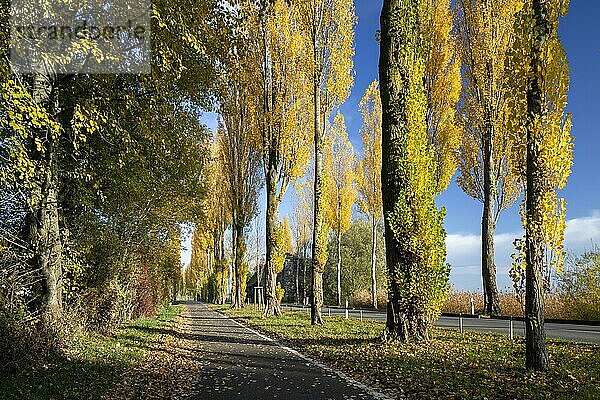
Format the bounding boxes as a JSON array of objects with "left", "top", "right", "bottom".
[
  {"left": 0, "top": 305, "right": 180, "bottom": 400},
  {"left": 215, "top": 305, "right": 600, "bottom": 400}
]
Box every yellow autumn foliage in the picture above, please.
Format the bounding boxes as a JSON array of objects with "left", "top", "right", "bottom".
[
  {"left": 424, "top": 0, "right": 461, "bottom": 194},
  {"left": 456, "top": 0, "right": 524, "bottom": 212},
  {"left": 326, "top": 112, "right": 357, "bottom": 236},
  {"left": 272, "top": 216, "right": 294, "bottom": 276},
  {"left": 508, "top": 0, "right": 573, "bottom": 286},
  {"left": 356, "top": 81, "right": 383, "bottom": 221},
  {"left": 380, "top": 0, "right": 451, "bottom": 340}
]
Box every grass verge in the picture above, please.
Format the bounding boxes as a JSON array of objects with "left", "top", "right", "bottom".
[
  {"left": 0, "top": 305, "right": 180, "bottom": 400},
  {"left": 215, "top": 305, "right": 600, "bottom": 400}
]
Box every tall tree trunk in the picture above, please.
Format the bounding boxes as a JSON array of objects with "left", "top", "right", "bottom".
[
  {"left": 379, "top": 0, "right": 430, "bottom": 342},
  {"left": 221, "top": 268, "right": 226, "bottom": 305},
  {"left": 231, "top": 209, "right": 242, "bottom": 309},
  {"left": 257, "top": 247, "right": 261, "bottom": 290},
  {"left": 264, "top": 164, "right": 281, "bottom": 316},
  {"left": 261, "top": 2, "right": 281, "bottom": 317},
  {"left": 27, "top": 73, "right": 63, "bottom": 328},
  {"left": 236, "top": 223, "right": 244, "bottom": 308},
  {"left": 220, "top": 230, "right": 226, "bottom": 305},
  {"left": 302, "top": 244, "right": 307, "bottom": 304},
  {"left": 336, "top": 229, "right": 342, "bottom": 306},
  {"left": 371, "top": 216, "right": 378, "bottom": 309},
  {"left": 525, "top": 0, "right": 549, "bottom": 372},
  {"left": 295, "top": 256, "right": 300, "bottom": 303},
  {"left": 482, "top": 129, "right": 501, "bottom": 315},
  {"left": 231, "top": 220, "right": 237, "bottom": 307},
  {"left": 311, "top": 58, "right": 324, "bottom": 325},
  {"left": 27, "top": 160, "right": 62, "bottom": 327},
  {"left": 232, "top": 222, "right": 245, "bottom": 309}
]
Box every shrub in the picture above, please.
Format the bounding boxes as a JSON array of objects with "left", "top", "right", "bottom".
[
  {"left": 558, "top": 250, "right": 600, "bottom": 321},
  {"left": 0, "top": 305, "right": 61, "bottom": 376},
  {"left": 275, "top": 283, "right": 285, "bottom": 304}
]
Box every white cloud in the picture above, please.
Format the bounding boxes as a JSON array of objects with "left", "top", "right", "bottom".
[
  {"left": 446, "top": 230, "right": 521, "bottom": 291},
  {"left": 446, "top": 211, "right": 600, "bottom": 290},
  {"left": 564, "top": 210, "right": 600, "bottom": 251}
]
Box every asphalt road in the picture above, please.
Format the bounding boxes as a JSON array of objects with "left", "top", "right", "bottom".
[
  {"left": 282, "top": 304, "right": 600, "bottom": 344},
  {"left": 186, "top": 302, "right": 378, "bottom": 400}
]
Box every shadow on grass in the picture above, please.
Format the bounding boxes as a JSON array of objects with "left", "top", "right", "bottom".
[
  {"left": 0, "top": 357, "right": 129, "bottom": 400},
  {"left": 0, "top": 309, "right": 179, "bottom": 400}
]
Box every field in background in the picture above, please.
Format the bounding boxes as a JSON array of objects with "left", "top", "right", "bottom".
[{"left": 442, "top": 291, "right": 591, "bottom": 320}]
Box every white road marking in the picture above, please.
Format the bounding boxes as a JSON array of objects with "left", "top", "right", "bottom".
[{"left": 208, "top": 305, "right": 395, "bottom": 400}]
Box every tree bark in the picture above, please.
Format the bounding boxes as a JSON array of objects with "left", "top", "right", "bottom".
[
  {"left": 220, "top": 230, "right": 226, "bottom": 305},
  {"left": 336, "top": 229, "right": 342, "bottom": 306},
  {"left": 231, "top": 207, "right": 244, "bottom": 309},
  {"left": 379, "top": 0, "right": 429, "bottom": 342},
  {"left": 261, "top": 2, "right": 282, "bottom": 317},
  {"left": 371, "top": 216, "right": 378, "bottom": 309},
  {"left": 264, "top": 160, "right": 282, "bottom": 316},
  {"left": 302, "top": 244, "right": 307, "bottom": 304},
  {"left": 231, "top": 219, "right": 238, "bottom": 307},
  {"left": 234, "top": 222, "right": 245, "bottom": 308},
  {"left": 295, "top": 256, "right": 300, "bottom": 303},
  {"left": 27, "top": 72, "right": 63, "bottom": 328},
  {"left": 482, "top": 128, "right": 501, "bottom": 315},
  {"left": 525, "top": 0, "right": 549, "bottom": 372},
  {"left": 27, "top": 162, "right": 63, "bottom": 327},
  {"left": 311, "top": 55, "right": 324, "bottom": 325}
]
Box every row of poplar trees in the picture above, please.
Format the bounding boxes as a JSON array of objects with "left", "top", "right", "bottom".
[
  {"left": 190, "top": 0, "right": 357, "bottom": 317},
  {"left": 190, "top": 0, "right": 570, "bottom": 372},
  {"left": 380, "top": 0, "right": 572, "bottom": 372}
]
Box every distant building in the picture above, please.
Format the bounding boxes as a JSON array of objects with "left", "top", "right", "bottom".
[{"left": 246, "top": 254, "right": 311, "bottom": 304}]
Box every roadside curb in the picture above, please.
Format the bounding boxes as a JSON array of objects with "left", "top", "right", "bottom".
[
  {"left": 281, "top": 303, "right": 600, "bottom": 326},
  {"left": 441, "top": 313, "right": 600, "bottom": 326}
]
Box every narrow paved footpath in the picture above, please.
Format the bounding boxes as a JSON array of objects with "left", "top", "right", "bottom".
[{"left": 186, "top": 302, "right": 373, "bottom": 400}]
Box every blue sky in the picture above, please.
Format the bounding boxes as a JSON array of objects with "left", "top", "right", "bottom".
[{"left": 187, "top": 1, "right": 600, "bottom": 292}]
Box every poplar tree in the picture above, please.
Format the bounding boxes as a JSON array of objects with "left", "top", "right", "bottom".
[
  {"left": 292, "top": 181, "right": 314, "bottom": 304},
  {"left": 456, "top": 0, "right": 523, "bottom": 315},
  {"left": 187, "top": 228, "right": 213, "bottom": 300},
  {"left": 425, "top": 0, "right": 461, "bottom": 195},
  {"left": 216, "top": 9, "right": 263, "bottom": 308},
  {"left": 258, "top": 0, "right": 312, "bottom": 317},
  {"left": 326, "top": 112, "right": 357, "bottom": 306},
  {"left": 297, "top": 0, "right": 355, "bottom": 325},
  {"left": 356, "top": 81, "right": 383, "bottom": 309},
  {"left": 509, "top": 0, "right": 573, "bottom": 371},
  {"left": 217, "top": 116, "right": 262, "bottom": 309},
  {"left": 379, "top": 0, "right": 453, "bottom": 342},
  {"left": 199, "top": 140, "right": 231, "bottom": 304}
]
